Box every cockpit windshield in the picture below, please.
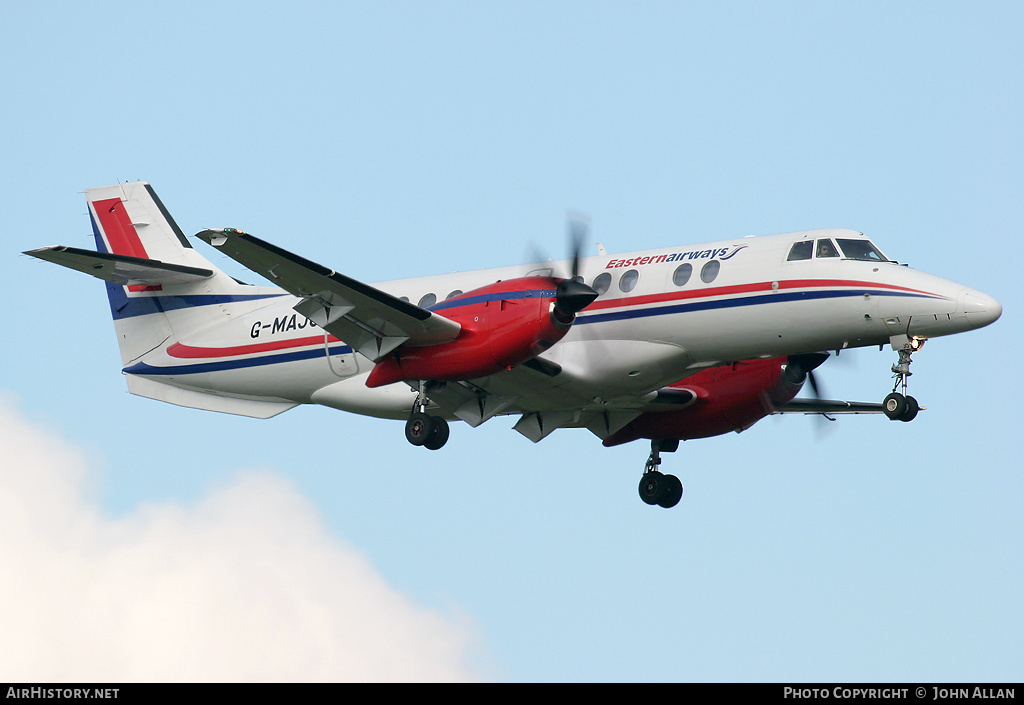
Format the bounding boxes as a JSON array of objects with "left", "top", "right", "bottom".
[
  {"left": 816, "top": 239, "right": 840, "bottom": 258},
  {"left": 836, "top": 239, "right": 889, "bottom": 262}
]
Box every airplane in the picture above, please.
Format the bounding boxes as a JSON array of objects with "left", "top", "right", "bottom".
[{"left": 24, "top": 182, "right": 1002, "bottom": 508}]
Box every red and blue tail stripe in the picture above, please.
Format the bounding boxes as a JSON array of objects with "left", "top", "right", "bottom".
[{"left": 89, "top": 201, "right": 283, "bottom": 320}]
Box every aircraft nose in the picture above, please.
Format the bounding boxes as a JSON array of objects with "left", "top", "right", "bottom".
[{"left": 962, "top": 289, "right": 1003, "bottom": 329}]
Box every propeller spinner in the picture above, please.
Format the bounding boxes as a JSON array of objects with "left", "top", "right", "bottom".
[
  {"left": 555, "top": 214, "right": 598, "bottom": 318},
  {"left": 555, "top": 277, "right": 598, "bottom": 317},
  {"left": 785, "top": 352, "right": 831, "bottom": 400}
]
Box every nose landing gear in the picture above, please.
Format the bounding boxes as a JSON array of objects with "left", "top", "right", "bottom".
[
  {"left": 638, "top": 439, "right": 683, "bottom": 508},
  {"left": 883, "top": 335, "right": 923, "bottom": 422}
]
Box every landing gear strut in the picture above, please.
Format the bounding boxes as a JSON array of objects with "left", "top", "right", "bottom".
[
  {"left": 638, "top": 439, "right": 683, "bottom": 508},
  {"left": 405, "top": 382, "right": 450, "bottom": 450},
  {"left": 884, "top": 335, "right": 922, "bottom": 422}
]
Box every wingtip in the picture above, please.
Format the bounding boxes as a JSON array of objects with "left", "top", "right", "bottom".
[
  {"left": 195, "top": 229, "right": 228, "bottom": 247},
  {"left": 195, "top": 227, "right": 251, "bottom": 247}
]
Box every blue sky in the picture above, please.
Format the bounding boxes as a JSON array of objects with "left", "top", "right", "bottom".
[{"left": 1, "top": 1, "right": 1020, "bottom": 681}]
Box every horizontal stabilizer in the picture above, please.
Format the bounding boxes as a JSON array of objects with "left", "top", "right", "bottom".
[{"left": 25, "top": 246, "right": 213, "bottom": 287}]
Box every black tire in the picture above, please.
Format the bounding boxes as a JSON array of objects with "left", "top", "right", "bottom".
[
  {"left": 405, "top": 412, "right": 435, "bottom": 446},
  {"left": 639, "top": 472, "right": 665, "bottom": 505},
  {"left": 883, "top": 392, "right": 907, "bottom": 421},
  {"left": 899, "top": 395, "right": 919, "bottom": 422},
  {"left": 423, "top": 416, "right": 450, "bottom": 450},
  {"left": 658, "top": 474, "right": 683, "bottom": 509}
]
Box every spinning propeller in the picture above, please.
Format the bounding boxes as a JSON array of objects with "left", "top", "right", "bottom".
[
  {"left": 783, "top": 351, "right": 842, "bottom": 433},
  {"left": 785, "top": 352, "right": 831, "bottom": 401},
  {"left": 547, "top": 214, "right": 599, "bottom": 318}
]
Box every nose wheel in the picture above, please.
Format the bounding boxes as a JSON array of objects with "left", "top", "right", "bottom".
[
  {"left": 883, "top": 392, "right": 919, "bottom": 422},
  {"left": 884, "top": 335, "right": 922, "bottom": 422},
  {"left": 638, "top": 439, "right": 683, "bottom": 508}
]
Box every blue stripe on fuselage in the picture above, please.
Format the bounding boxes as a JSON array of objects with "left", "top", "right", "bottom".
[
  {"left": 428, "top": 289, "right": 556, "bottom": 312},
  {"left": 574, "top": 288, "right": 941, "bottom": 325},
  {"left": 123, "top": 344, "right": 354, "bottom": 376},
  {"left": 123, "top": 288, "right": 943, "bottom": 376}
]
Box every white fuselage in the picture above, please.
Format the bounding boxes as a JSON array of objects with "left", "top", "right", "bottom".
[{"left": 124, "top": 228, "right": 1001, "bottom": 419}]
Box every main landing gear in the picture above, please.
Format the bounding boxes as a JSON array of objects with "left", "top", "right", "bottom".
[
  {"left": 883, "top": 335, "right": 922, "bottom": 422},
  {"left": 405, "top": 383, "right": 450, "bottom": 450},
  {"left": 638, "top": 439, "right": 683, "bottom": 509}
]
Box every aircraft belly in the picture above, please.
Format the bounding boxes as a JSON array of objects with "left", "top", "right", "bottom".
[
  {"left": 126, "top": 376, "right": 299, "bottom": 419},
  {"left": 546, "top": 338, "right": 690, "bottom": 400},
  {"left": 311, "top": 374, "right": 417, "bottom": 420},
  {"left": 127, "top": 357, "right": 336, "bottom": 401}
]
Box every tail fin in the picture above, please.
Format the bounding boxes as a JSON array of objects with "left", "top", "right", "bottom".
[
  {"left": 25, "top": 182, "right": 298, "bottom": 419},
  {"left": 27, "top": 182, "right": 254, "bottom": 368},
  {"left": 87, "top": 181, "right": 201, "bottom": 270}
]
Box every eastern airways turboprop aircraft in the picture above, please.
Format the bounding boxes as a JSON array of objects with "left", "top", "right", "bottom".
[{"left": 25, "top": 182, "right": 1002, "bottom": 508}]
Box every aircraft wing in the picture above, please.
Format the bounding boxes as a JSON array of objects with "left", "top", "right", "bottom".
[
  {"left": 194, "top": 228, "right": 461, "bottom": 361},
  {"left": 773, "top": 398, "right": 887, "bottom": 414},
  {"left": 420, "top": 353, "right": 668, "bottom": 442},
  {"left": 421, "top": 362, "right": 620, "bottom": 441}
]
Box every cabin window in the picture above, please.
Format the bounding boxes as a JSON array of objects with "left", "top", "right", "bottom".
[
  {"left": 446, "top": 290, "right": 463, "bottom": 300},
  {"left": 787, "top": 241, "right": 812, "bottom": 261},
  {"left": 619, "top": 269, "right": 639, "bottom": 292},
  {"left": 592, "top": 272, "right": 611, "bottom": 295},
  {"left": 700, "top": 260, "right": 720, "bottom": 283},
  {"left": 815, "top": 239, "right": 840, "bottom": 258},
  {"left": 672, "top": 263, "right": 692, "bottom": 286},
  {"left": 399, "top": 296, "right": 410, "bottom": 303},
  {"left": 418, "top": 293, "right": 437, "bottom": 308},
  {"left": 836, "top": 239, "right": 888, "bottom": 262}
]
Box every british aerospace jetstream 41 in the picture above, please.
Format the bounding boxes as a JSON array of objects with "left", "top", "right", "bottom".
[{"left": 25, "top": 182, "right": 1002, "bottom": 508}]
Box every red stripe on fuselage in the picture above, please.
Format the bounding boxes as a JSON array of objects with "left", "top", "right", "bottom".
[
  {"left": 165, "top": 279, "right": 946, "bottom": 360},
  {"left": 586, "top": 278, "right": 945, "bottom": 311},
  {"left": 167, "top": 334, "right": 341, "bottom": 359}
]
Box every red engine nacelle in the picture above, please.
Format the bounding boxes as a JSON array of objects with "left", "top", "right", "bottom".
[
  {"left": 602, "top": 357, "right": 805, "bottom": 446},
  {"left": 365, "top": 276, "right": 584, "bottom": 388}
]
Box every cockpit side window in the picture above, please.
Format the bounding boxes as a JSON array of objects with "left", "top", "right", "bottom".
[
  {"left": 836, "top": 238, "right": 889, "bottom": 262},
  {"left": 787, "top": 241, "right": 812, "bottom": 261},
  {"left": 815, "top": 239, "right": 840, "bottom": 258}
]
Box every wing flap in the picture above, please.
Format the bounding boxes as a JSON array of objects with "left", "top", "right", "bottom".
[
  {"left": 774, "top": 398, "right": 886, "bottom": 414},
  {"left": 195, "top": 229, "right": 461, "bottom": 360},
  {"left": 24, "top": 245, "right": 213, "bottom": 286}
]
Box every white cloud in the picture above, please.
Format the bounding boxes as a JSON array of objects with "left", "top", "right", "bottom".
[{"left": 0, "top": 397, "right": 485, "bottom": 682}]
